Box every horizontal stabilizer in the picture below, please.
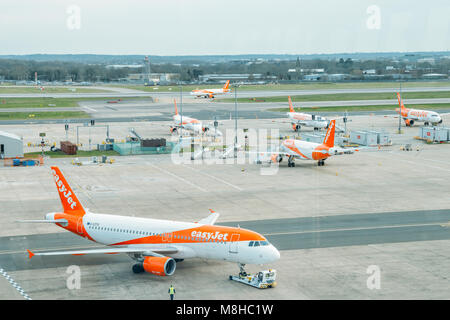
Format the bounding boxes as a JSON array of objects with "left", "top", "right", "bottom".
[
  {"left": 16, "top": 219, "right": 68, "bottom": 224},
  {"left": 26, "top": 246, "right": 178, "bottom": 259}
]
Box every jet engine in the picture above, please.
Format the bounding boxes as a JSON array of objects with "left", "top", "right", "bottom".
[{"left": 142, "top": 256, "right": 176, "bottom": 276}]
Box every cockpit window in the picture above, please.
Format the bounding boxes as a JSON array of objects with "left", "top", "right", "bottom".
[
  {"left": 254, "top": 241, "right": 260, "bottom": 247},
  {"left": 248, "top": 241, "right": 254, "bottom": 247},
  {"left": 260, "top": 241, "right": 269, "bottom": 246}
]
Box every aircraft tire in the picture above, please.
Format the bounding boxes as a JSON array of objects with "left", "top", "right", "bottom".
[{"left": 132, "top": 263, "right": 144, "bottom": 274}]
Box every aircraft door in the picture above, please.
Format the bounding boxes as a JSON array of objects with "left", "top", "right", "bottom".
[
  {"left": 228, "top": 234, "right": 240, "bottom": 254},
  {"left": 162, "top": 232, "right": 173, "bottom": 242}
]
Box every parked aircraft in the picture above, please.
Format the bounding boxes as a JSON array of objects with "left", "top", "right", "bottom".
[
  {"left": 21, "top": 167, "right": 280, "bottom": 276},
  {"left": 190, "top": 80, "right": 231, "bottom": 98},
  {"left": 286, "top": 96, "right": 344, "bottom": 132},
  {"left": 255, "top": 120, "right": 358, "bottom": 167},
  {"left": 395, "top": 92, "right": 442, "bottom": 126},
  {"left": 170, "top": 99, "right": 222, "bottom": 136}
]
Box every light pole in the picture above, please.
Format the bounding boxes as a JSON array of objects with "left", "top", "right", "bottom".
[
  {"left": 398, "top": 82, "right": 402, "bottom": 134},
  {"left": 234, "top": 83, "right": 238, "bottom": 158},
  {"left": 179, "top": 84, "right": 183, "bottom": 138}
]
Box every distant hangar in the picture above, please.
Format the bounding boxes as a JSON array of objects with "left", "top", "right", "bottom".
[{"left": 0, "top": 131, "right": 23, "bottom": 158}]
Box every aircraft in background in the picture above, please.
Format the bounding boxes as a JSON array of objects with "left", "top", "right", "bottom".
[
  {"left": 190, "top": 80, "right": 231, "bottom": 98},
  {"left": 396, "top": 92, "right": 443, "bottom": 126},
  {"left": 170, "top": 99, "right": 222, "bottom": 136},
  {"left": 286, "top": 96, "right": 343, "bottom": 132},
  {"left": 255, "top": 120, "right": 358, "bottom": 167},
  {"left": 20, "top": 167, "right": 280, "bottom": 277}
]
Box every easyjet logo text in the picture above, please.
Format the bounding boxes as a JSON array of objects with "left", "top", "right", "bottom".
[
  {"left": 410, "top": 110, "right": 428, "bottom": 118},
  {"left": 191, "top": 230, "right": 229, "bottom": 241},
  {"left": 52, "top": 169, "right": 77, "bottom": 210}
]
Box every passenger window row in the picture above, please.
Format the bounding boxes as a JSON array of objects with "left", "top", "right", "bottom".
[{"left": 87, "top": 225, "right": 227, "bottom": 244}]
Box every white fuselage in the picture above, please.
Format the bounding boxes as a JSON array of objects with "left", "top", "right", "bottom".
[
  {"left": 280, "top": 139, "right": 333, "bottom": 161},
  {"left": 287, "top": 112, "right": 329, "bottom": 128},
  {"left": 190, "top": 88, "right": 230, "bottom": 98},
  {"left": 51, "top": 212, "right": 280, "bottom": 265},
  {"left": 401, "top": 108, "right": 442, "bottom": 124},
  {"left": 173, "top": 114, "right": 203, "bottom": 133}
]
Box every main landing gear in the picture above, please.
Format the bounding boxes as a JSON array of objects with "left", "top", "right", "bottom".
[
  {"left": 318, "top": 159, "right": 325, "bottom": 166},
  {"left": 288, "top": 156, "right": 296, "bottom": 167}
]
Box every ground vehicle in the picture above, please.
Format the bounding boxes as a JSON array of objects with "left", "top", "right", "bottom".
[{"left": 229, "top": 269, "right": 277, "bottom": 289}]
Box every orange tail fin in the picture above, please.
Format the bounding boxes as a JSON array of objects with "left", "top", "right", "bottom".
[
  {"left": 51, "top": 166, "right": 85, "bottom": 216},
  {"left": 288, "top": 96, "right": 295, "bottom": 112},
  {"left": 396, "top": 92, "right": 405, "bottom": 110},
  {"left": 223, "top": 80, "right": 230, "bottom": 90},
  {"left": 174, "top": 99, "right": 178, "bottom": 115},
  {"left": 323, "top": 120, "right": 335, "bottom": 148}
]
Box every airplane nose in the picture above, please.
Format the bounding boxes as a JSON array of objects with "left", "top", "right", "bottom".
[{"left": 270, "top": 246, "right": 280, "bottom": 261}]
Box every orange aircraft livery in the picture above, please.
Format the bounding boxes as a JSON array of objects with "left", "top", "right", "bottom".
[{"left": 21, "top": 167, "right": 279, "bottom": 276}]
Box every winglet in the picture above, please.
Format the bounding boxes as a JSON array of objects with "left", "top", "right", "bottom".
[
  {"left": 198, "top": 209, "right": 220, "bottom": 225},
  {"left": 174, "top": 99, "right": 178, "bottom": 115},
  {"left": 27, "top": 249, "right": 34, "bottom": 259},
  {"left": 288, "top": 96, "right": 295, "bottom": 113}
]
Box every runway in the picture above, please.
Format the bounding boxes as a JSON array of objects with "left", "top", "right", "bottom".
[
  {"left": 2, "top": 97, "right": 450, "bottom": 126},
  {"left": 1, "top": 209, "right": 448, "bottom": 273},
  {"left": 1, "top": 85, "right": 450, "bottom": 99}
]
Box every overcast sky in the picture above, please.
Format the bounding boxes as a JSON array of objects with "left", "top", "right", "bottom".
[{"left": 1, "top": 0, "right": 449, "bottom": 55}]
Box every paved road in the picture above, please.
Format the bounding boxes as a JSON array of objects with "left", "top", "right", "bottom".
[{"left": 0, "top": 209, "right": 448, "bottom": 272}]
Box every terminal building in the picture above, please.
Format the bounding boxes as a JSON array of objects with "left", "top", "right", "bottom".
[{"left": 0, "top": 131, "right": 23, "bottom": 158}]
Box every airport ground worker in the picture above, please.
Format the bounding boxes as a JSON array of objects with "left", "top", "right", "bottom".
[{"left": 168, "top": 284, "right": 176, "bottom": 300}]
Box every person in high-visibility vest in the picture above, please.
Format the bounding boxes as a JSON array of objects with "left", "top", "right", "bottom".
[{"left": 168, "top": 285, "right": 176, "bottom": 300}]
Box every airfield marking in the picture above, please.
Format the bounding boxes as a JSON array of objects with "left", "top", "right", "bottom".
[
  {"left": 147, "top": 163, "right": 208, "bottom": 192},
  {"left": 0, "top": 267, "right": 32, "bottom": 300},
  {"left": 181, "top": 164, "right": 243, "bottom": 191},
  {"left": 263, "top": 222, "right": 449, "bottom": 236},
  {"left": 366, "top": 152, "right": 450, "bottom": 173},
  {"left": 82, "top": 106, "right": 97, "bottom": 112}
]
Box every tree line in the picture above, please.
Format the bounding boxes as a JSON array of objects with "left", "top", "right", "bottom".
[{"left": 1, "top": 56, "right": 449, "bottom": 83}]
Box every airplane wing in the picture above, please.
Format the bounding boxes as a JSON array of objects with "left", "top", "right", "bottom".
[
  {"left": 291, "top": 119, "right": 311, "bottom": 126},
  {"left": 27, "top": 246, "right": 178, "bottom": 259},
  {"left": 197, "top": 209, "right": 220, "bottom": 225},
  {"left": 249, "top": 151, "right": 291, "bottom": 163}
]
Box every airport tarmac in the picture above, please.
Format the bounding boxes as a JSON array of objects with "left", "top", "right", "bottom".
[
  {"left": 1, "top": 111, "right": 450, "bottom": 299},
  {"left": 1, "top": 84, "right": 450, "bottom": 99}
]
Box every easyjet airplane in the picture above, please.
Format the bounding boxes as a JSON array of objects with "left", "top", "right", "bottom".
[
  {"left": 171, "top": 99, "right": 222, "bottom": 136},
  {"left": 190, "top": 80, "right": 231, "bottom": 98},
  {"left": 21, "top": 167, "right": 279, "bottom": 276},
  {"left": 256, "top": 120, "right": 358, "bottom": 167},
  {"left": 395, "top": 92, "right": 443, "bottom": 126},
  {"left": 286, "top": 96, "right": 330, "bottom": 132}
]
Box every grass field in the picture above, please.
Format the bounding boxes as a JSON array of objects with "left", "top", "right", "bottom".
[
  {"left": 0, "top": 96, "right": 152, "bottom": 109},
  {"left": 24, "top": 149, "right": 119, "bottom": 158},
  {"left": 0, "top": 86, "right": 111, "bottom": 94},
  {"left": 217, "top": 91, "right": 450, "bottom": 103},
  {"left": 0, "top": 111, "right": 90, "bottom": 120},
  {"left": 268, "top": 103, "right": 450, "bottom": 113},
  {"left": 110, "top": 81, "right": 450, "bottom": 93}
]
